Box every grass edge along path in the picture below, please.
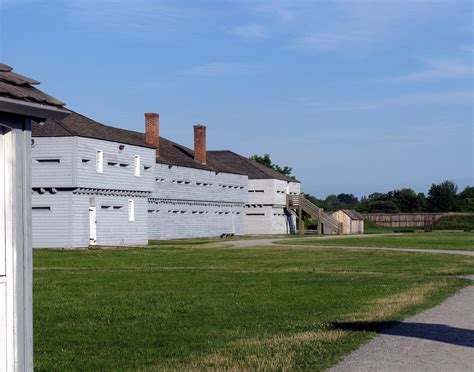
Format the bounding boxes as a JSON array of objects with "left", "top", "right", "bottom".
[{"left": 277, "top": 232, "right": 474, "bottom": 251}]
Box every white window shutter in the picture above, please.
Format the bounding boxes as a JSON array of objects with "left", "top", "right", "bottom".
[
  {"left": 134, "top": 155, "right": 140, "bottom": 177},
  {"left": 128, "top": 199, "right": 135, "bottom": 221},
  {"left": 96, "top": 150, "right": 103, "bottom": 173}
]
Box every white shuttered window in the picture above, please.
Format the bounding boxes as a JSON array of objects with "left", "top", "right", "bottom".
[
  {"left": 96, "top": 150, "right": 103, "bottom": 173},
  {"left": 134, "top": 155, "right": 140, "bottom": 177},
  {"left": 128, "top": 199, "right": 135, "bottom": 222}
]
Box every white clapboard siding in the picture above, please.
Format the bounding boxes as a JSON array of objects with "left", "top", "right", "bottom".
[
  {"left": 0, "top": 116, "right": 33, "bottom": 371},
  {"left": 96, "top": 196, "right": 148, "bottom": 245},
  {"left": 32, "top": 191, "right": 73, "bottom": 248},
  {"left": 148, "top": 201, "right": 244, "bottom": 240},
  {"left": 244, "top": 180, "right": 300, "bottom": 235},
  {"left": 72, "top": 194, "right": 149, "bottom": 247},
  {"left": 153, "top": 164, "right": 248, "bottom": 203},
  {"left": 244, "top": 206, "right": 273, "bottom": 235},
  {"left": 76, "top": 137, "right": 155, "bottom": 192},
  {"left": 31, "top": 137, "right": 75, "bottom": 187}
]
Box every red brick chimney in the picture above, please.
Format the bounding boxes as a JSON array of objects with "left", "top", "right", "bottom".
[
  {"left": 145, "top": 112, "right": 159, "bottom": 157},
  {"left": 194, "top": 124, "right": 207, "bottom": 165}
]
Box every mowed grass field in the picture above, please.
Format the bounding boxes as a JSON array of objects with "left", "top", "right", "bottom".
[
  {"left": 280, "top": 232, "right": 474, "bottom": 251},
  {"left": 34, "top": 241, "right": 474, "bottom": 371}
]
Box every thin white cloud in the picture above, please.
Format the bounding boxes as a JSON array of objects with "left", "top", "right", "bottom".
[
  {"left": 296, "top": 29, "right": 371, "bottom": 52},
  {"left": 187, "top": 62, "right": 260, "bottom": 77},
  {"left": 303, "top": 90, "right": 473, "bottom": 111},
  {"left": 230, "top": 24, "right": 266, "bottom": 40},
  {"left": 379, "top": 59, "right": 473, "bottom": 83}
]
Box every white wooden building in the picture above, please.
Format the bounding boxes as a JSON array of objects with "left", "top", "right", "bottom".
[
  {"left": 0, "top": 64, "right": 68, "bottom": 371},
  {"left": 330, "top": 209, "right": 364, "bottom": 235},
  {"left": 31, "top": 111, "right": 248, "bottom": 247},
  {"left": 207, "top": 151, "right": 301, "bottom": 235}
]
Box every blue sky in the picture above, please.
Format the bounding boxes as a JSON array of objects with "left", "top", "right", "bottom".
[{"left": 1, "top": 0, "right": 472, "bottom": 197}]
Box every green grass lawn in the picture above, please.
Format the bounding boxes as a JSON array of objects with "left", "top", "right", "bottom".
[
  {"left": 362, "top": 219, "right": 423, "bottom": 234},
  {"left": 279, "top": 232, "right": 474, "bottom": 251},
  {"left": 34, "top": 244, "right": 474, "bottom": 371},
  {"left": 148, "top": 234, "right": 288, "bottom": 246}
]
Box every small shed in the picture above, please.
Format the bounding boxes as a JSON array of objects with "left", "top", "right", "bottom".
[
  {"left": 331, "top": 209, "right": 364, "bottom": 235},
  {"left": 0, "top": 63, "right": 68, "bottom": 370}
]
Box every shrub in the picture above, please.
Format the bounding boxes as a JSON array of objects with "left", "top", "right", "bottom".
[
  {"left": 432, "top": 214, "right": 474, "bottom": 231},
  {"left": 393, "top": 228, "right": 416, "bottom": 233}
]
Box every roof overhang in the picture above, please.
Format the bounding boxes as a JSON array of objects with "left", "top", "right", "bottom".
[{"left": 0, "top": 96, "right": 69, "bottom": 120}]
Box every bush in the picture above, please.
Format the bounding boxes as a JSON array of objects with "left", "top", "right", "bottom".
[
  {"left": 393, "top": 228, "right": 416, "bottom": 233},
  {"left": 432, "top": 214, "right": 474, "bottom": 231}
]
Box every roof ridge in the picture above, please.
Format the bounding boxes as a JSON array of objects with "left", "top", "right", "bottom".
[{"left": 52, "top": 118, "right": 76, "bottom": 135}]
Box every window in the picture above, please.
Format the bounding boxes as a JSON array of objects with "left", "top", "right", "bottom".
[
  {"left": 128, "top": 199, "right": 135, "bottom": 221},
  {"left": 82, "top": 159, "right": 91, "bottom": 163},
  {"left": 32, "top": 206, "right": 51, "bottom": 211},
  {"left": 36, "top": 159, "right": 60, "bottom": 164},
  {"left": 119, "top": 163, "right": 129, "bottom": 168},
  {"left": 134, "top": 155, "right": 141, "bottom": 177},
  {"left": 96, "top": 150, "right": 103, "bottom": 173},
  {"left": 107, "top": 161, "right": 118, "bottom": 167}
]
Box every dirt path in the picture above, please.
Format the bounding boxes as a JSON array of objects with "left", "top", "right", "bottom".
[
  {"left": 225, "top": 237, "right": 474, "bottom": 256},
  {"left": 330, "top": 276, "right": 474, "bottom": 372}
]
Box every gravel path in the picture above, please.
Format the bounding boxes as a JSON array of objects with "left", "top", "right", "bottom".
[
  {"left": 330, "top": 276, "right": 474, "bottom": 372},
  {"left": 225, "top": 238, "right": 474, "bottom": 256}
]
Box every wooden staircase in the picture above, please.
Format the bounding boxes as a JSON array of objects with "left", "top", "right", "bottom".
[{"left": 287, "top": 194, "right": 342, "bottom": 235}]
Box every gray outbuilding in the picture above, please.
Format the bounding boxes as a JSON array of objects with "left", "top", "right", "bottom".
[{"left": 330, "top": 209, "right": 364, "bottom": 235}]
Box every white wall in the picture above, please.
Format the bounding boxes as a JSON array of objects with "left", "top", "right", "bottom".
[
  {"left": 153, "top": 163, "right": 247, "bottom": 202},
  {"left": 76, "top": 137, "right": 155, "bottom": 192},
  {"left": 1, "top": 116, "right": 33, "bottom": 371},
  {"left": 148, "top": 164, "right": 247, "bottom": 240},
  {"left": 244, "top": 179, "right": 301, "bottom": 235},
  {"left": 32, "top": 190, "right": 72, "bottom": 248},
  {"left": 32, "top": 136, "right": 75, "bottom": 188},
  {"left": 148, "top": 200, "right": 244, "bottom": 240}
]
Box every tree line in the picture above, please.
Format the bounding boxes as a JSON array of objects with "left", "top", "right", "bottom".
[
  {"left": 305, "top": 181, "right": 473, "bottom": 213},
  {"left": 250, "top": 154, "right": 473, "bottom": 213}
]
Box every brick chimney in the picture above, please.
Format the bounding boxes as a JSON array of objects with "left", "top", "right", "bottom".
[
  {"left": 145, "top": 112, "right": 159, "bottom": 157},
  {"left": 194, "top": 124, "right": 207, "bottom": 165}
]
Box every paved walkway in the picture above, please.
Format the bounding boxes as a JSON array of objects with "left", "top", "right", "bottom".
[
  {"left": 224, "top": 237, "right": 474, "bottom": 256},
  {"left": 330, "top": 276, "right": 474, "bottom": 372}
]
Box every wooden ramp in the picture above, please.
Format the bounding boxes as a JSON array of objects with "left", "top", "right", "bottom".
[{"left": 287, "top": 194, "right": 342, "bottom": 235}]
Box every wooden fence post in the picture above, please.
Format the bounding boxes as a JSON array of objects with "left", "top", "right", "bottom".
[{"left": 298, "top": 194, "right": 304, "bottom": 235}]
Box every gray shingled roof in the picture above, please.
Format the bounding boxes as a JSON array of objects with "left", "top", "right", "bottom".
[
  {"left": 32, "top": 111, "right": 245, "bottom": 175},
  {"left": 207, "top": 150, "right": 299, "bottom": 182},
  {"left": 341, "top": 209, "right": 364, "bottom": 220},
  {"left": 0, "top": 63, "right": 65, "bottom": 107},
  {"left": 33, "top": 111, "right": 155, "bottom": 148}
]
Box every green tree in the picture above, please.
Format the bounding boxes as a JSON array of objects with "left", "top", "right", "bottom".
[
  {"left": 367, "top": 200, "right": 400, "bottom": 213},
  {"left": 250, "top": 153, "right": 293, "bottom": 176},
  {"left": 427, "top": 180, "right": 459, "bottom": 212},
  {"left": 324, "top": 194, "right": 340, "bottom": 211},
  {"left": 459, "top": 186, "right": 474, "bottom": 212},
  {"left": 337, "top": 193, "right": 359, "bottom": 208},
  {"left": 393, "top": 188, "right": 423, "bottom": 212}
]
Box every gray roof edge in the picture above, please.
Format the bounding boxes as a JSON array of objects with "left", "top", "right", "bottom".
[
  {"left": 0, "top": 96, "right": 69, "bottom": 120},
  {"left": 209, "top": 150, "right": 300, "bottom": 183}
]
